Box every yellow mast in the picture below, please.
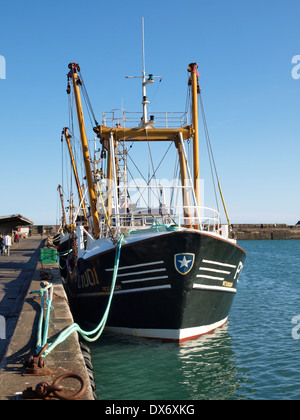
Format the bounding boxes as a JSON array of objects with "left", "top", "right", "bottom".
[
  {"left": 106, "top": 140, "right": 113, "bottom": 220},
  {"left": 188, "top": 63, "right": 201, "bottom": 208},
  {"left": 57, "top": 184, "right": 67, "bottom": 227},
  {"left": 176, "top": 136, "right": 192, "bottom": 228},
  {"left": 62, "top": 127, "right": 88, "bottom": 222},
  {"left": 67, "top": 62, "right": 100, "bottom": 238}
]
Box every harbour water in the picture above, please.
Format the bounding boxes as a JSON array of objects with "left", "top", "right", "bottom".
[{"left": 90, "top": 240, "right": 300, "bottom": 400}]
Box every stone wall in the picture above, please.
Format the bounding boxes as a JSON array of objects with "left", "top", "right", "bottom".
[{"left": 232, "top": 224, "right": 300, "bottom": 240}]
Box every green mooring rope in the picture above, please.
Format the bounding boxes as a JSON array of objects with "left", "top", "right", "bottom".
[
  {"left": 30, "top": 234, "right": 124, "bottom": 358},
  {"left": 30, "top": 282, "right": 53, "bottom": 352}
]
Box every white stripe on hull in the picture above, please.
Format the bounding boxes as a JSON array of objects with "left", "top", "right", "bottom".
[
  {"left": 202, "top": 259, "right": 236, "bottom": 268},
  {"left": 114, "top": 285, "right": 171, "bottom": 294},
  {"left": 196, "top": 274, "right": 225, "bottom": 281},
  {"left": 105, "top": 260, "right": 164, "bottom": 272},
  {"left": 116, "top": 268, "right": 167, "bottom": 278},
  {"left": 121, "top": 275, "right": 169, "bottom": 284},
  {"left": 199, "top": 267, "right": 231, "bottom": 274},
  {"left": 105, "top": 317, "right": 228, "bottom": 342},
  {"left": 193, "top": 283, "right": 236, "bottom": 293}
]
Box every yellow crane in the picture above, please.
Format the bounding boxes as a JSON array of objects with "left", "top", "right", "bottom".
[
  {"left": 61, "top": 127, "right": 88, "bottom": 223},
  {"left": 67, "top": 63, "right": 100, "bottom": 238}
]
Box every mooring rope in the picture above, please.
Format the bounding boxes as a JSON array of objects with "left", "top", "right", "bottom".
[
  {"left": 30, "top": 234, "right": 124, "bottom": 358},
  {"left": 30, "top": 282, "right": 53, "bottom": 353}
]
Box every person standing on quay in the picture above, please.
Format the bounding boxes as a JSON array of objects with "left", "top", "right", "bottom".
[
  {"left": 0, "top": 236, "right": 4, "bottom": 256},
  {"left": 4, "top": 234, "right": 12, "bottom": 256}
]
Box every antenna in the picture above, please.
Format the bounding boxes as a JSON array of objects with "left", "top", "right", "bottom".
[
  {"left": 125, "top": 17, "right": 162, "bottom": 127},
  {"left": 142, "top": 17, "right": 146, "bottom": 79}
]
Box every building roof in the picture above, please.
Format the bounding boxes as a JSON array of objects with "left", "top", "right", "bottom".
[{"left": 0, "top": 214, "right": 34, "bottom": 233}]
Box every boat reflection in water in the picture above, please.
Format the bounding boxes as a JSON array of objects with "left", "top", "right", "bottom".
[
  {"left": 90, "top": 325, "right": 253, "bottom": 400},
  {"left": 176, "top": 325, "right": 252, "bottom": 400}
]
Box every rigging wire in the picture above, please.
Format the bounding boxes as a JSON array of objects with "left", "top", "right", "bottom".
[
  {"left": 67, "top": 76, "right": 94, "bottom": 218},
  {"left": 61, "top": 137, "right": 64, "bottom": 200},
  {"left": 126, "top": 164, "right": 149, "bottom": 209},
  {"left": 185, "top": 77, "right": 191, "bottom": 122},
  {"left": 169, "top": 154, "right": 180, "bottom": 210},
  {"left": 146, "top": 130, "right": 171, "bottom": 210},
  {"left": 81, "top": 84, "right": 95, "bottom": 129},
  {"left": 198, "top": 87, "right": 231, "bottom": 225},
  {"left": 78, "top": 69, "right": 99, "bottom": 126},
  {"left": 148, "top": 77, "right": 162, "bottom": 111},
  {"left": 198, "top": 91, "right": 220, "bottom": 215},
  {"left": 185, "top": 70, "right": 231, "bottom": 225},
  {"left": 149, "top": 141, "right": 173, "bottom": 183},
  {"left": 126, "top": 134, "right": 174, "bottom": 210},
  {"left": 185, "top": 69, "right": 219, "bottom": 210}
]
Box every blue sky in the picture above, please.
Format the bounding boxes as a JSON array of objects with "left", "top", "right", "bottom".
[{"left": 0, "top": 0, "right": 299, "bottom": 225}]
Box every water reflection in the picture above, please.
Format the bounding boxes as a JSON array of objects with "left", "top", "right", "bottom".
[
  {"left": 89, "top": 242, "right": 300, "bottom": 400},
  {"left": 176, "top": 325, "right": 253, "bottom": 400},
  {"left": 90, "top": 325, "right": 253, "bottom": 400}
]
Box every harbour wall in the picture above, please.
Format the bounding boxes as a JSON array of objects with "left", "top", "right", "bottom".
[
  {"left": 232, "top": 224, "right": 300, "bottom": 240},
  {"left": 29, "top": 224, "right": 300, "bottom": 240}
]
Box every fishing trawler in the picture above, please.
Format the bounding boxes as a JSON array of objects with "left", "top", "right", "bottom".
[{"left": 57, "top": 39, "right": 246, "bottom": 342}]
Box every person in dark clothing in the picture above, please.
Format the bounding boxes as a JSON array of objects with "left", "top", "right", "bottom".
[{"left": 0, "top": 237, "right": 4, "bottom": 256}]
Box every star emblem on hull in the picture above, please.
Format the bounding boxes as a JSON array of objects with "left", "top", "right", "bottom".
[{"left": 174, "top": 253, "right": 195, "bottom": 275}]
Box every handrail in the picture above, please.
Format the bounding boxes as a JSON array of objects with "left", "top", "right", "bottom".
[
  {"left": 102, "top": 110, "right": 188, "bottom": 129},
  {"left": 98, "top": 205, "right": 222, "bottom": 238},
  {"left": 96, "top": 182, "right": 224, "bottom": 238}
]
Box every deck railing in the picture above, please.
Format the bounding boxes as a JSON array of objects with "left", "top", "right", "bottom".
[
  {"left": 102, "top": 110, "right": 188, "bottom": 129},
  {"left": 98, "top": 204, "right": 222, "bottom": 238}
]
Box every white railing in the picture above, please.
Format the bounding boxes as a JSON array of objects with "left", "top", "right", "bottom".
[
  {"left": 98, "top": 205, "right": 222, "bottom": 238},
  {"left": 97, "top": 183, "right": 226, "bottom": 239},
  {"left": 102, "top": 110, "right": 188, "bottom": 129},
  {"left": 130, "top": 205, "right": 221, "bottom": 231}
]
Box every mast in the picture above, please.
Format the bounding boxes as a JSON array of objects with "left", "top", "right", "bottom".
[
  {"left": 125, "top": 18, "right": 161, "bottom": 128},
  {"left": 141, "top": 17, "right": 149, "bottom": 125},
  {"left": 176, "top": 136, "right": 192, "bottom": 228},
  {"left": 106, "top": 140, "right": 113, "bottom": 221},
  {"left": 67, "top": 63, "right": 100, "bottom": 238},
  {"left": 188, "top": 63, "right": 201, "bottom": 208},
  {"left": 62, "top": 127, "right": 88, "bottom": 222},
  {"left": 57, "top": 185, "right": 67, "bottom": 227}
]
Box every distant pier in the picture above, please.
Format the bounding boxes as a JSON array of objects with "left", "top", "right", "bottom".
[{"left": 233, "top": 224, "right": 300, "bottom": 240}]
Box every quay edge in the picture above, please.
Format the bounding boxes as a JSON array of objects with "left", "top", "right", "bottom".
[{"left": 0, "top": 238, "right": 95, "bottom": 400}]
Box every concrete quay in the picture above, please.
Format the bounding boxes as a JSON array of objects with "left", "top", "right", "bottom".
[
  {"left": 0, "top": 238, "right": 94, "bottom": 400},
  {"left": 233, "top": 224, "right": 300, "bottom": 240}
]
